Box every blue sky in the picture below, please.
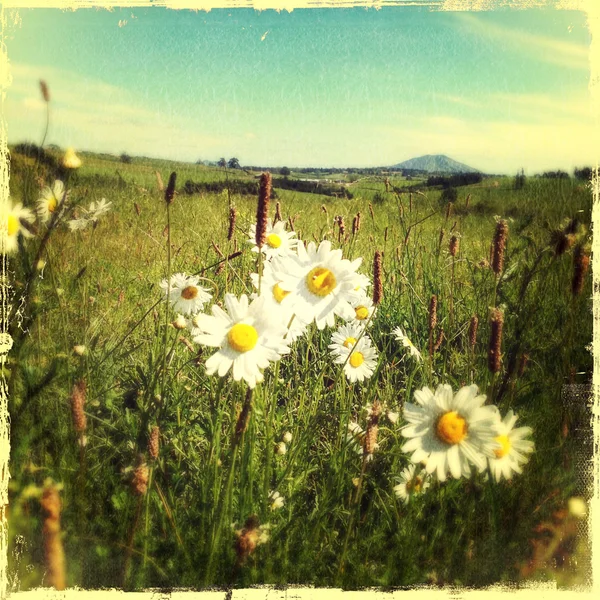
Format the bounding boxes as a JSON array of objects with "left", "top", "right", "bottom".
[{"left": 3, "top": 6, "right": 594, "bottom": 173}]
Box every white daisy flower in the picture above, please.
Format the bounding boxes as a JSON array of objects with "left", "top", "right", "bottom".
[
  {"left": 268, "top": 490, "right": 285, "bottom": 511},
  {"left": 401, "top": 384, "right": 501, "bottom": 482},
  {"left": 392, "top": 326, "right": 422, "bottom": 362},
  {"left": 351, "top": 272, "right": 372, "bottom": 296},
  {"left": 250, "top": 262, "right": 308, "bottom": 343},
  {"left": 275, "top": 441, "right": 287, "bottom": 455},
  {"left": 249, "top": 218, "right": 298, "bottom": 260},
  {"left": 394, "top": 464, "right": 431, "bottom": 503},
  {"left": 87, "top": 198, "right": 112, "bottom": 222},
  {"left": 37, "top": 180, "right": 67, "bottom": 223},
  {"left": 67, "top": 217, "right": 89, "bottom": 232},
  {"left": 1, "top": 200, "right": 34, "bottom": 254},
  {"left": 328, "top": 323, "right": 367, "bottom": 357},
  {"left": 282, "top": 431, "right": 293, "bottom": 444},
  {"left": 333, "top": 337, "right": 378, "bottom": 383},
  {"left": 348, "top": 293, "right": 376, "bottom": 327},
  {"left": 192, "top": 294, "right": 290, "bottom": 389},
  {"left": 487, "top": 409, "right": 534, "bottom": 482},
  {"left": 160, "top": 273, "right": 212, "bottom": 315},
  {"left": 271, "top": 240, "right": 362, "bottom": 330}
]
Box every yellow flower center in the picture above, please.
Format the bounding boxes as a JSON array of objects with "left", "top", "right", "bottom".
[
  {"left": 7, "top": 215, "right": 19, "bottom": 236},
  {"left": 436, "top": 411, "right": 468, "bottom": 445},
  {"left": 228, "top": 323, "right": 259, "bottom": 353},
  {"left": 494, "top": 434, "right": 511, "bottom": 458},
  {"left": 272, "top": 283, "right": 290, "bottom": 303},
  {"left": 355, "top": 306, "right": 369, "bottom": 320},
  {"left": 349, "top": 352, "right": 364, "bottom": 368},
  {"left": 48, "top": 197, "right": 57, "bottom": 213},
  {"left": 343, "top": 337, "right": 357, "bottom": 348},
  {"left": 266, "top": 233, "right": 282, "bottom": 248},
  {"left": 181, "top": 285, "right": 199, "bottom": 300},
  {"left": 406, "top": 476, "right": 423, "bottom": 493},
  {"left": 306, "top": 267, "right": 337, "bottom": 297}
]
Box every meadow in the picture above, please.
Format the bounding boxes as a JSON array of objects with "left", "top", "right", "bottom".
[{"left": 2, "top": 141, "right": 593, "bottom": 591}]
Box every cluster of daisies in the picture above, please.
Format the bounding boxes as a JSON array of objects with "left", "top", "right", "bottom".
[
  {"left": 1, "top": 150, "right": 112, "bottom": 254},
  {"left": 160, "top": 218, "right": 416, "bottom": 389},
  {"left": 394, "top": 383, "right": 534, "bottom": 501}
]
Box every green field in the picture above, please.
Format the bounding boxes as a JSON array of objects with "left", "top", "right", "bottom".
[{"left": 4, "top": 146, "right": 593, "bottom": 590}]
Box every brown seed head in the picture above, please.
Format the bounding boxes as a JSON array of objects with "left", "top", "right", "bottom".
[
  {"left": 438, "top": 228, "right": 445, "bottom": 248},
  {"left": 572, "top": 245, "right": 590, "bottom": 296},
  {"left": 321, "top": 204, "right": 328, "bottom": 215},
  {"left": 41, "top": 483, "right": 65, "bottom": 590},
  {"left": 255, "top": 172, "right": 272, "bottom": 247},
  {"left": 428, "top": 295, "right": 438, "bottom": 332},
  {"left": 132, "top": 457, "right": 149, "bottom": 496},
  {"left": 468, "top": 315, "right": 479, "bottom": 349},
  {"left": 449, "top": 235, "right": 460, "bottom": 257},
  {"left": 492, "top": 219, "right": 509, "bottom": 275},
  {"left": 364, "top": 400, "right": 381, "bottom": 455},
  {"left": 352, "top": 213, "right": 361, "bottom": 235},
  {"left": 369, "top": 203, "right": 375, "bottom": 221},
  {"left": 70, "top": 379, "right": 87, "bottom": 434},
  {"left": 40, "top": 80, "right": 50, "bottom": 103},
  {"left": 488, "top": 308, "right": 504, "bottom": 374},
  {"left": 228, "top": 206, "right": 237, "bottom": 241},
  {"left": 148, "top": 426, "right": 160, "bottom": 460},
  {"left": 433, "top": 328, "right": 445, "bottom": 353},
  {"left": 274, "top": 201, "right": 283, "bottom": 223},
  {"left": 373, "top": 250, "right": 383, "bottom": 306},
  {"left": 164, "top": 172, "right": 177, "bottom": 205},
  {"left": 517, "top": 353, "right": 529, "bottom": 377}
]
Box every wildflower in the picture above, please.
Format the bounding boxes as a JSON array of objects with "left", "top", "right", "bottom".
[
  {"left": 255, "top": 172, "right": 272, "bottom": 247},
  {"left": 70, "top": 380, "right": 86, "bottom": 434},
  {"left": 492, "top": 219, "right": 509, "bottom": 275},
  {"left": 391, "top": 326, "right": 422, "bottom": 361},
  {"left": 487, "top": 410, "right": 534, "bottom": 482},
  {"left": 449, "top": 235, "right": 460, "bottom": 257},
  {"left": 192, "top": 294, "right": 290, "bottom": 389},
  {"left": 67, "top": 218, "right": 88, "bottom": 232},
  {"left": 131, "top": 456, "right": 149, "bottom": 496},
  {"left": 268, "top": 490, "right": 285, "bottom": 511},
  {"left": 160, "top": 273, "right": 212, "bottom": 315},
  {"left": 488, "top": 308, "right": 504, "bottom": 374},
  {"left": 275, "top": 441, "right": 287, "bottom": 455},
  {"left": 87, "top": 198, "right": 112, "bottom": 223},
  {"left": 328, "top": 323, "right": 367, "bottom": 357},
  {"left": 270, "top": 240, "right": 363, "bottom": 330},
  {"left": 234, "top": 515, "right": 270, "bottom": 564},
  {"left": 401, "top": 384, "right": 501, "bottom": 482},
  {"left": 1, "top": 200, "right": 35, "bottom": 254},
  {"left": 282, "top": 431, "right": 293, "bottom": 444},
  {"left": 387, "top": 410, "right": 399, "bottom": 424},
  {"left": 249, "top": 218, "right": 298, "bottom": 260},
  {"left": 62, "top": 148, "right": 82, "bottom": 170},
  {"left": 394, "top": 465, "right": 430, "bottom": 503},
  {"left": 348, "top": 293, "right": 376, "bottom": 326},
  {"left": 73, "top": 345, "right": 86, "bottom": 356},
  {"left": 37, "top": 180, "right": 66, "bottom": 223},
  {"left": 333, "top": 337, "right": 378, "bottom": 383}
]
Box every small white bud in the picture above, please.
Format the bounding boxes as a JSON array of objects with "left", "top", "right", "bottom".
[{"left": 282, "top": 431, "right": 292, "bottom": 444}]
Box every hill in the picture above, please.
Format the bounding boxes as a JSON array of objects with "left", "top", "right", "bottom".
[{"left": 392, "top": 154, "right": 480, "bottom": 173}]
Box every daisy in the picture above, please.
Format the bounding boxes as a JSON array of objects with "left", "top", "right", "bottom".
[
  {"left": 348, "top": 293, "right": 376, "bottom": 327},
  {"left": 392, "top": 326, "right": 422, "bottom": 362},
  {"left": 249, "top": 218, "right": 298, "bottom": 260},
  {"left": 271, "top": 240, "right": 362, "bottom": 330},
  {"left": 401, "top": 384, "right": 501, "bottom": 482},
  {"left": 67, "top": 217, "right": 89, "bottom": 232},
  {"left": 192, "top": 294, "right": 290, "bottom": 388},
  {"left": 351, "top": 272, "right": 372, "bottom": 295},
  {"left": 328, "top": 323, "right": 367, "bottom": 357},
  {"left": 487, "top": 409, "right": 534, "bottom": 482},
  {"left": 1, "top": 200, "right": 34, "bottom": 254},
  {"left": 268, "top": 490, "right": 285, "bottom": 511},
  {"left": 87, "top": 198, "right": 112, "bottom": 222},
  {"left": 37, "top": 180, "right": 66, "bottom": 223},
  {"left": 394, "top": 464, "right": 431, "bottom": 503},
  {"left": 333, "top": 337, "right": 378, "bottom": 383},
  {"left": 160, "top": 273, "right": 212, "bottom": 315}
]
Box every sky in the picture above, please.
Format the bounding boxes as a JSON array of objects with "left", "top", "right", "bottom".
[{"left": 1, "top": 6, "right": 595, "bottom": 174}]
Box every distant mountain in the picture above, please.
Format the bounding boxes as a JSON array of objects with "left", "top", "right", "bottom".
[{"left": 391, "top": 154, "right": 480, "bottom": 174}]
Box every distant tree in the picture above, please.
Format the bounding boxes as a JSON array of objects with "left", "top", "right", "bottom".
[
  {"left": 228, "top": 157, "right": 241, "bottom": 169},
  {"left": 542, "top": 170, "right": 569, "bottom": 179},
  {"left": 280, "top": 166, "right": 291, "bottom": 177},
  {"left": 120, "top": 153, "right": 132, "bottom": 164},
  {"left": 440, "top": 187, "right": 458, "bottom": 204},
  {"left": 218, "top": 158, "right": 227, "bottom": 168},
  {"left": 514, "top": 168, "right": 526, "bottom": 190},
  {"left": 574, "top": 166, "right": 592, "bottom": 181}
]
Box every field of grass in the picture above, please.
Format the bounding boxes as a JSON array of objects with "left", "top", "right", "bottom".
[{"left": 3, "top": 146, "right": 593, "bottom": 590}]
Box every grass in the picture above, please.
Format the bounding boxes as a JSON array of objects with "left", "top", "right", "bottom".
[{"left": 4, "top": 146, "right": 593, "bottom": 591}]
